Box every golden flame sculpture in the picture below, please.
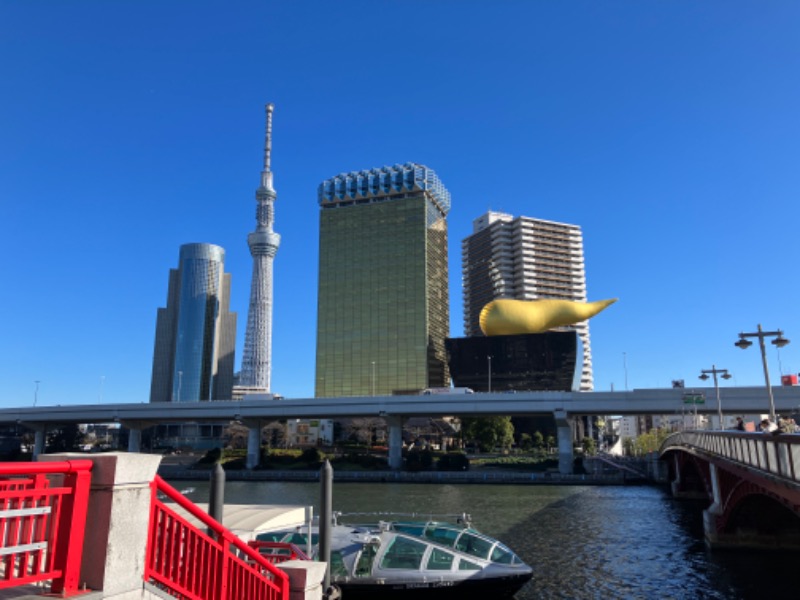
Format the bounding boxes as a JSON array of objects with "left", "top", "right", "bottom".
[{"left": 479, "top": 298, "right": 618, "bottom": 336}]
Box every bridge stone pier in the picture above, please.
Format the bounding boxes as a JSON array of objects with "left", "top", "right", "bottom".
[
  {"left": 553, "top": 409, "right": 575, "bottom": 474},
  {"left": 661, "top": 431, "right": 800, "bottom": 550}
]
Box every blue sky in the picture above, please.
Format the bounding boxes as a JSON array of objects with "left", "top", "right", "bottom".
[{"left": 2, "top": 1, "right": 799, "bottom": 407}]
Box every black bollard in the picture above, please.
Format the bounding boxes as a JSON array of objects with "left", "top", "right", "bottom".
[
  {"left": 208, "top": 462, "right": 225, "bottom": 537},
  {"left": 319, "top": 460, "right": 333, "bottom": 592}
]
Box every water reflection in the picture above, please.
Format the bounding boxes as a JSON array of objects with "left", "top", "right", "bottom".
[{"left": 171, "top": 479, "right": 798, "bottom": 599}]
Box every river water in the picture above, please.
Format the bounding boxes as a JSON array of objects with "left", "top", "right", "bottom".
[{"left": 170, "top": 479, "right": 797, "bottom": 599}]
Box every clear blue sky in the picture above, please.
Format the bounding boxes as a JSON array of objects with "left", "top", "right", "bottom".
[{"left": 2, "top": 1, "right": 799, "bottom": 407}]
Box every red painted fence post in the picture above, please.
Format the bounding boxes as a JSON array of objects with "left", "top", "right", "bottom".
[{"left": 49, "top": 461, "right": 92, "bottom": 595}]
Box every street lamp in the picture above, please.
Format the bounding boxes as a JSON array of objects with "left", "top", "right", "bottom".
[
  {"left": 699, "top": 365, "right": 732, "bottom": 429},
  {"left": 735, "top": 324, "right": 790, "bottom": 422},
  {"left": 487, "top": 356, "right": 492, "bottom": 393}
]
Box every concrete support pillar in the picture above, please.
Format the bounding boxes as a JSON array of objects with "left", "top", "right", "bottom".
[
  {"left": 127, "top": 428, "right": 142, "bottom": 453},
  {"left": 386, "top": 416, "right": 403, "bottom": 470},
  {"left": 32, "top": 425, "right": 46, "bottom": 459},
  {"left": 703, "top": 463, "right": 725, "bottom": 547},
  {"left": 554, "top": 409, "right": 574, "bottom": 475},
  {"left": 278, "top": 560, "right": 327, "bottom": 600},
  {"left": 39, "top": 452, "right": 162, "bottom": 598},
  {"left": 244, "top": 420, "right": 262, "bottom": 470}
]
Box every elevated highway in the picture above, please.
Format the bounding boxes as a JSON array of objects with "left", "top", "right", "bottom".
[{"left": 2, "top": 385, "right": 800, "bottom": 473}]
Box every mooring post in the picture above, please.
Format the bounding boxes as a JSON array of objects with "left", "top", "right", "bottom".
[
  {"left": 319, "top": 460, "right": 333, "bottom": 592},
  {"left": 208, "top": 462, "right": 225, "bottom": 536}
]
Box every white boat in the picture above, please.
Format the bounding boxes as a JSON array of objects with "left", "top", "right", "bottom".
[{"left": 254, "top": 513, "right": 533, "bottom": 599}]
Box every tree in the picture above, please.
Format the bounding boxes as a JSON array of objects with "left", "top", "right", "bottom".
[
  {"left": 224, "top": 421, "right": 249, "bottom": 449},
  {"left": 533, "top": 431, "right": 544, "bottom": 450},
  {"left": 519, "top": 433, "right": 533, "bottom": 452},
  {"left": 581, "top": 436, "right": 597, "bottom": 456},
  {"left": 348, "top": 418, "right": 386, "bottom": 446},
  {"left": 461, "top": 417, "right": 514, "bottom": 452}
]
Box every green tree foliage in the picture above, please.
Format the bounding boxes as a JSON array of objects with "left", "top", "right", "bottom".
[
  {"left": 533, "top": 431, "right": 544, "bottom": 449},
  {"left": 627, "top": 428, "right": 672, "bottom": 455},
  {"left": 519, "top": 433, "right": 533, "bottom": 452},
  {"left": 581, "top": 437, "right": 597, "bottom": 456},
  {"left": 461, "top": 417, "right": 514, "bottom": 452}
]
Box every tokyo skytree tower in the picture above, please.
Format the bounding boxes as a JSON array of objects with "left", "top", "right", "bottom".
[{"left": 240, "top": 103, "right": 281, "bottom": 391}]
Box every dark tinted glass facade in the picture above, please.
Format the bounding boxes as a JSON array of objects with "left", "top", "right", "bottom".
[
  {"left": 445, "top": 331, "right": 581, "bottom": 392},
  {"left": 316, "top": 192, "right": 449, "bottom": 397}
]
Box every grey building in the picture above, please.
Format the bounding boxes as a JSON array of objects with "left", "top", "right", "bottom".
[
  {"left": 461, "top": 211, "right": 593, "bottom": 390},
  {"left": 150, "top": 243, "right": 237, "bottom": 402}
]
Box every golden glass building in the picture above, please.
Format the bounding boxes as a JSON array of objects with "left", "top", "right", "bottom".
[{"left": 315, "top": 163, "right": 451, "bottom": 397}]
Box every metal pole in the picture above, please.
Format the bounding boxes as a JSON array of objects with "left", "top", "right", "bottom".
[
  {"left": 757, "top": 324, "right": 777, "bottom": 422},
  {"left": 713, "top": 365, "right": 722, "bottom": 430},
  {"left": 320, "top": 460, "right": 333, "bottom": 592},
  {"left": 487, "top": 356, "right": 492, "bottom": 393},
  {"left": 208, "top": 462, "right": 225, "bottom": 537}
]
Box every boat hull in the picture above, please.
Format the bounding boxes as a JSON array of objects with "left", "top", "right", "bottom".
[{"left": 336, "top": 572, "right": 532, "bottom": 599}]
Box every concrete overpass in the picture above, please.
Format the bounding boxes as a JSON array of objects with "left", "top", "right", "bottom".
[{"left": 3, "top": 385, "right": 799, "bottom": 473}]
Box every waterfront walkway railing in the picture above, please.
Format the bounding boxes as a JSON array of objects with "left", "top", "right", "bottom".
[
  {"left": 661, "top": 431, "right": 800, "bottom": 483},
  {"left": 145, "top": 474, "right": 290, "bottom": 600},
  {"left": 0, "top": 460, "right": 92, "bottom": 596}
]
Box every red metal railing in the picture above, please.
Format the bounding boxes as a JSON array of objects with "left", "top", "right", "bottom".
[
  {"left": 145, "top": 475, "right": 289, "bottom": 600},
  {"left": 0, "top": 460, "right": 92, "bottom": 596},
  {"left": 247, "top": 541, "right": 310, "bottom": 565}
]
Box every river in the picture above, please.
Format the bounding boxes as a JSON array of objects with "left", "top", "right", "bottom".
[{"left": 168, "top": 479, "right": 798, "bottom": 599}]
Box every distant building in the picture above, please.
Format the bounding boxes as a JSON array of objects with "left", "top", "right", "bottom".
[
  {"left": 461, "top": 211, "right": 594, "bottom": 390},
  {"left": 149, "top": 243, "right": 236, "bottom": 403},
  {"left": 315, "top": 163, "right": 451, "bottom": 397}
]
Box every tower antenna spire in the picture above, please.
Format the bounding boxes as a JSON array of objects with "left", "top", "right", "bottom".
[{"left": 263, "top": 103, "right": 274, "bottom": 172}]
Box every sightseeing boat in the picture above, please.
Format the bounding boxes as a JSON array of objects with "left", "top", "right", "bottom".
[{"left": 253, "top": 513, "right": 533, "bottom": 599}]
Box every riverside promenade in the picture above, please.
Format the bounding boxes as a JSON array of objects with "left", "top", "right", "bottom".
[{"left": 158, "top": 456, "right": 661, "bottom": 485}]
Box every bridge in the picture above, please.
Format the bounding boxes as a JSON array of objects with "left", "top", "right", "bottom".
[
  {"left": 660, "top": 430, "right": 800, "bottom": 550},
  {"left": 2, "top": 385, "right": 800, "bottom": 474}
]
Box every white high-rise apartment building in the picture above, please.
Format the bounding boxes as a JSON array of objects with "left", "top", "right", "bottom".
[{"left": 462, "top": 211, "right": 594, "bottom": 390}]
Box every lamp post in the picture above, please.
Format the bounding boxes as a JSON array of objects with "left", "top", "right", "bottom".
[
  {"left": 487, "top": 356, "right": 492, "bottom": 393},
  {"left": 371, "top": 361, "right": 376, "bottom": 396},
  {"left": 735, "top": 324, "right": 790, "bottom": 422},
  {"left": 699, "top": 365, "right": 731, "bottom": 430}
]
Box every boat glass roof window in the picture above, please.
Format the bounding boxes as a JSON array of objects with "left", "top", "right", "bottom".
[
  {"left": 458, "top": 559, "right": 482, "bottom": 571},
  {"left": 257, "top": 532, "right": 287, "bottom": 542},
  {"left": 380, "top": 536, "right": 426, "bottom": 570},
  {"left": 355, "top": 545, "right": 377, "bottom": 577},
  {"left": 330, "top": 551, "right": 349, "bottom": 578},
  {"left": 490, "top": 543, "right": 519, "bottom": 565},
  {"left": 392, "top": 522, "right": 426, "bottom": 537},
  {"left": 424, "top": 525, "right": 460, "bottom": 547},
  {"left": 455, "top": 532, "right": 494, "bottom": 560},
  {"left": 426, "top": 547, "right": 455, "bottom": 571}
]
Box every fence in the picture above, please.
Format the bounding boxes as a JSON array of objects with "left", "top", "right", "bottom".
[
  {"left": 145, "top": 475, "right": 289, "bottom": 600},
  {"left": 662, "top": 431, "right": 800, "bottom": 482},
  {"left": 0, "top": 460, "right": 92, "bottom": 596}
]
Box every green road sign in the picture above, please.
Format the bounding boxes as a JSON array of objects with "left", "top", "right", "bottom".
[{"left": 683, "top": 393, "right": 705, "bottom": 405}]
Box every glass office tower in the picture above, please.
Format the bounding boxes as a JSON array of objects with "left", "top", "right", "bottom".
[
  {"left": 315, "top": 163, "right": 450, "bottom": 397},
  {"left": 150, "top": 243, "right": 237, "bottom": 402}
]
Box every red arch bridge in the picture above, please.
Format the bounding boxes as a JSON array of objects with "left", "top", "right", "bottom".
[{"left": 660, "top": 431, "right": 800, "bottom": 550}]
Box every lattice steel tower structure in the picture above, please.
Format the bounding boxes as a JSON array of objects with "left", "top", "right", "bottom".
[{"left": 240, "top": 103, "right": 281, "bottom": 391}]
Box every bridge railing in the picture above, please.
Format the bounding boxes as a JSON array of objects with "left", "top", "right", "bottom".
[
  {"left": 0, "top": 460, "right": 92, "bottom": 596},
  {"left": 145, "top": 474, "right": 290, "bottom": 600},
  {"left": 661, "top": 431, "right": 800, "bottom": 483}
]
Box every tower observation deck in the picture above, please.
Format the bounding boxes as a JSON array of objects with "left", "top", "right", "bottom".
[{"left": 240, "top": 103, "right": 281, "bottom": 391}]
